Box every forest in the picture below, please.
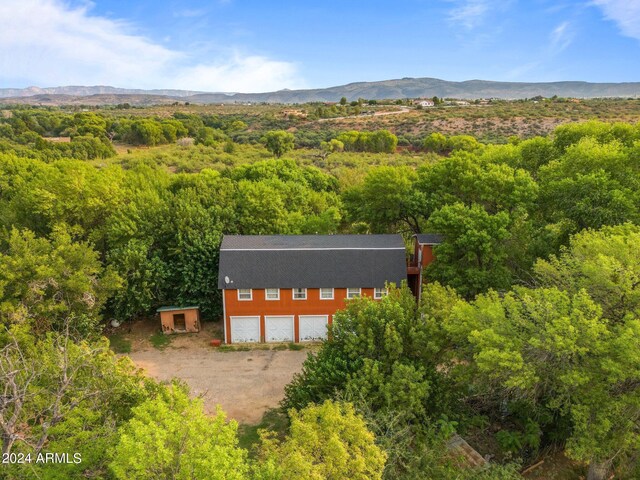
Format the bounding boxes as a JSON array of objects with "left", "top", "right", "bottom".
[{"left": 0, "top": 103, "right": 639, "bottom": 479}]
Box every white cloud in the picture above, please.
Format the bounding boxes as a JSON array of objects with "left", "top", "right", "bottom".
[
  {"left": 173, "top": 55, "right": 302, "bottom": 93},
  {"left": 550, "top": 21, "right": 574, "bottom": 52},
  {"left": 505, "top": 21, "right": 575, "bottom": 80},
  {"left": 591, "top": 0, "right": 640, "bottom": 40},
  {"left": 0, "top": 0, "right": 304, "bottom": 91},
  {"left": 448, "top": 0, "right": 491, "bottom": 29}
]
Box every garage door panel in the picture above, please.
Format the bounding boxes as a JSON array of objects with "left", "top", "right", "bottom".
[
  {"left": 265, "top": 316, "right": 294, "bottom": 342},
  {"left": 230, "top": 316, "right": 260, "bottom": 343},
  {"left": 299, "top": 315, "right": 328, "bottom": 342}
]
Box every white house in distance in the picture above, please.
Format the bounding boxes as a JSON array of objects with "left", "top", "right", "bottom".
[{"left": 415, "top": 99, "right": 435, "bottom": 107}]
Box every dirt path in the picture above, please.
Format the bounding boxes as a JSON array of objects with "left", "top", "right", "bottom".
[
  {"left": 316, "top": 107, "right": 411, "bottom": 122},
  {"left": 127, "top": 345, "right": 307, "bottom": 424}
]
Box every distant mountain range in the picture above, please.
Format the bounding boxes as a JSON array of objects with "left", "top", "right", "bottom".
[
  {"left": 0, "top": 85, "right": 206, "bottom": 98},
  {"left": 2, "top": 77, "right": 640, "bottom": 105}
]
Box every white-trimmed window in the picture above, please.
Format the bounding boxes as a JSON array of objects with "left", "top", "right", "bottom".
[
  {"left": 237, "top": 289, "right": 252, "bottom": 301},
  {"left": 265, "top": 288, "right": 280, "bottom": 300},
  {"left": 293, "top": 288, "right": 307, "bottom": 300},
  {"left": 320, "top": 288, "right": 334, "bottom": 300},
  {"left": 374, "top": 287, "right": 388, "bottom": 299},
  {"left": 347, "top": 288, "right": 361, "bottom": 299}
]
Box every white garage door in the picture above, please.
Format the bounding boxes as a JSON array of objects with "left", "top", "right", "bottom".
[
  {"left": 230, "top": 316, "right": 260, "bottom": 343},
  {"left": 299, "top": 315, "right": 329, "bottom": 342},
  {"left": 265, "top": 316, "right": 294, "bottom": 342}
]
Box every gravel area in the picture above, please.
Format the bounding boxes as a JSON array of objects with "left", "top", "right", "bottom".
[{"left": 127, "top": 343, "right": 308, "bottom": 424}]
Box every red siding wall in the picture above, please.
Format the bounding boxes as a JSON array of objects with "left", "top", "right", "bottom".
[
  {"left": 224, "top": 288, "right": 377, "bottom": 343},
  {"left": 420, "top": 244, "right": 436, "bottom": 268}
]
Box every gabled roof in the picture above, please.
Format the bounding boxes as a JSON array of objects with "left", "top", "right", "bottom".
[
  {"left": 218, "top": 235, "right": 407, "bottom": 289},
  {"left": 220, "top": 234, "right": 405, "bottom": 250},
  {"left": 414, "top": 233, "right": 444, "bottom": 245}
]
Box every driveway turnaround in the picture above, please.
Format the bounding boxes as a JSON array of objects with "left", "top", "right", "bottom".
[{"left": 128, "top": 347, "right": 308, "bottom": 424}]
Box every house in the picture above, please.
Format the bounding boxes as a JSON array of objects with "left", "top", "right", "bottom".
[
  {"left": 217, "top": 234, "right": 409, "bottom": 344},
  {"left": 218, "top": 234, "right": 443, "bottom": 344},
  {"left": 414, "top": 99, "right": 435, "bottom": 107}
]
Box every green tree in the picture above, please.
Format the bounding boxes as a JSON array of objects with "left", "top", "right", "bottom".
[
  {"left": 426, "top": 203, "right": 514, "bottom": 297},
  {"left": 110, "top": 385, "right": 249, "bottom": 480},
  {"left": 446, "top": 286, "right": 640, "bottom": 480},
  {"left": 343, "top": 166, "right": 423, "bottom": 233},
  {"left": 130, "top": 120, "right": 165, "bottom": 146},
  {"left": 195, "top": 126, "right": 228, "bottom": 146},
  {"left": 423, "top": 132, "right": 448, "bottom": 154},
  {"left": 539, "top": 137, "right": 640, "bottom": 236},
  {"left": 0, "top": 324, "right": 148, "bottom": 478},
  {"left": 284, "top": 286, "right": 451, "bottom": 421},
  {"left": 552, "top": 120, "right": 640, "bottom": 152},
  {"left": 257, "top": 400, "right": 386, "bottom": 480},
  {"left": 0, "top": 227, "right": 118, "bottom": 336},
  {"left": 534, "top": 223, "right": 640, "bottom": 325},
  {"left": 514, "top": 136, "right": 558, "bottom": 174},
  {"left": 262, "top": 130, "right": 295, "bottom": 158},
  {"left": 416, "top": 151, "right": 538, "bottom": 217},
  {"left": 107, "top": 239, "right": 168, "bottom": 321},
  {"left": 319, "top": 138, "right": 344, "bottom": 160},
  {"left": 336, "top": 130, "right": 398, "bottom": 153},
  {"left": 368, "top": 129, "right": 398, "bottom": 153}
]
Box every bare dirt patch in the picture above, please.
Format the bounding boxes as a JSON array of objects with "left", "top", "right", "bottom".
[
  {"left": 128, "top": 347, "right": 307, "bottom": 424},
  {"left": 114, "top": 319, "right": 308, "bottom": 424}
]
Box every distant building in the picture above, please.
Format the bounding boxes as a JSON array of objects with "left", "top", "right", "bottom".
[
  {"left": 282, "top": 109, "right": 307, "bottom": 118},
  {"left": 414, "top": 99, "right": 435, "bottom": 107}
]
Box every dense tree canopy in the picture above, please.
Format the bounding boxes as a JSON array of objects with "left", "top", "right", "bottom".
[
  {"left": 1, "top": 107, "right": 640, "bottom": 478},
  {"left": 0, "top": 323, "right": 149, "bottom": 479}
]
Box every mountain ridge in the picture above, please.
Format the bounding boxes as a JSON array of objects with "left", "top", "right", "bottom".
[{"left": 2, "top": 77, "right": 640, "bottom": 105}]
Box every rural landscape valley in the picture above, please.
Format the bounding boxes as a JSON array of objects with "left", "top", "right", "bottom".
[
  {"left": 2, "top": 0, "right": 640, "bottom": 479},
  {"left": 1, "top": 95, "right": 640, "bottom": 480}
]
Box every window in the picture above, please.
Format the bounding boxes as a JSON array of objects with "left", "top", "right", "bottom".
[
  {"left": 374, "top": 287, "right": 388, "bottom": 299},
  {"left": 320, "top": 288, "right": 334, "bottom": 300},
  {"left": 237, "top": 289, "right": 252, "bottom": 301},
  {"left": 347, "top": 288, "right": 361, "bottom": 299},
  {"left": 293, "top": 288, "right": 307, "bottom": 300},
  {"left": 265, "top": 288, "right": 280, "bottom": 300}
]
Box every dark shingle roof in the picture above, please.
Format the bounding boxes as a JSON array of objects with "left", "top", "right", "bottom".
[
  {"left": 220, "top": 234, "right": 405, "bottom": 250},
  {"left": 414, "top": 233, "right": 444, "bottom": 245},
  {"left": 218, "top": 235, "right": 407, "bottom": 289}
]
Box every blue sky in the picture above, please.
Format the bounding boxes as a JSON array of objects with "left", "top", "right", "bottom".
[{"left": 0, "top": 0, "right": 639, "bottom": 92}]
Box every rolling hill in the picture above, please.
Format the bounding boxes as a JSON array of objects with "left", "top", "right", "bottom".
[{"left": 2, "top": 77, "right": 640, "bottom": 105}]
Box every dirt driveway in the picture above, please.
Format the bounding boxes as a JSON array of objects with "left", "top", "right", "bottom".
[
  {"left": 119, "top": 320, "right": 309, "bottom": 424},
  {"left": 128, "top": 347, "right": 307, "bottom": 424}
]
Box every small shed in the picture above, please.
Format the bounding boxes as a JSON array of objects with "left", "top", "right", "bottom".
[{"left": 157, "top": 306, "right": 200, "bottom": 334}]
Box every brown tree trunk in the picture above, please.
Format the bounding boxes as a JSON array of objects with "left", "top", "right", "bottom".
[
  {"left": 1, "top": 432, "right": 15, "bottom": 456},
  {"left": 587, "top": 460, "right": 612, "bottom": 480}
]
